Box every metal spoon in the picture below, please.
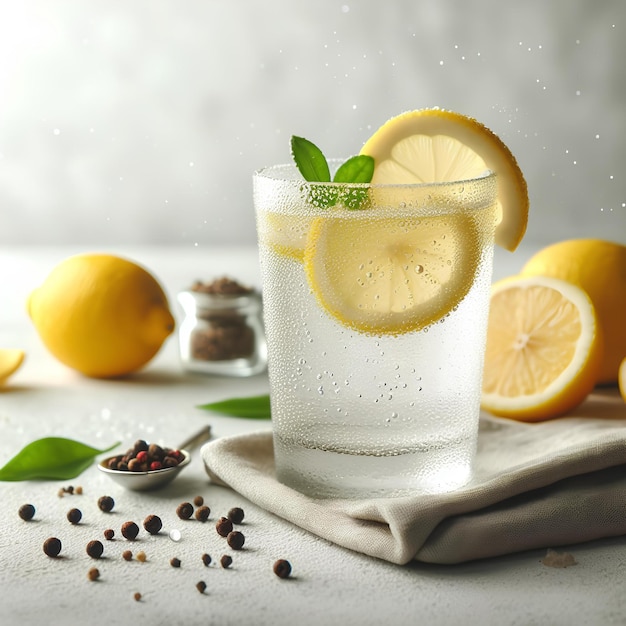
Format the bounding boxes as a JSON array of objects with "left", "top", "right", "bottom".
[{"left": 97, "top": 425, "right": 212, "bottom": 491}]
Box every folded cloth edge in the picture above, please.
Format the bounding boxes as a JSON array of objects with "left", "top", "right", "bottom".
[{"left": 202, "top": 425, "right": 626, "bottom": 565}]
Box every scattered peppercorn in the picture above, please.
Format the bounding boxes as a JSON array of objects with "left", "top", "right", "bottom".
[
  {"left": 87, "top": 567, "right": 100, "bottom": 581},
  {"left": 196, "top": 581, "right": 207, "bottom": 594},
  {"left": 75, "top": 486, "right": 83, "bottom": 495},
  {"left": 65, "top": 485, "right": 74, "bottom": 495},
  {"left": 227, "top": 507, "right": 245, "bottom": 524},
  {"left": 86, "top": 540, "right": 104, "bottom": 559},
  {"left": 220, "top": 554, "right": 232, "bottom": 569},
  {"left": 136, "top": 551, "right": 147, "bottom": 563},
  {"left": 133, "top": 592, "right": 142, "bottom": 602},
  {"left": 176, "top": 502, "right": 194, "bottom": 520},
  {"left": 121, "top": 521, "right": 139, "bottom": 540},
  {"left": 18, "top": 504, "right": 35, "bottom": 521},
  {"left": 273, "top": 559, "right": 292, "bottom": 579},
  {"left": 67, "top": 508, "right": 82, "bottom": 525},
  {"left": 195, "top": 506, "right": 210, "bottom": 522},
  {"left": 122, "top": 550, "right": 133, "bottom": 561},
  {"left": 193, "top": 495, "right": 204, "bottom": 507},
  {"left": 43, "top": 537, "right": 62, "bottom": 558},
  {"left": 201, "top": 553, "right": 212, "bottom": 567},
  {"left": 97, "top": 496, "right": 115, "bottom": 513},
  {"left": 104, "top": 529, "right": 115, "bottom": 541},
  {"left": 170, "top": 557, "right": 181, "bottom": 568},
  {"left": 143, "top": 514, "right": 163, "bottom": 535},
  {"left": 227, "top": 531, "right": 245, "bottom": 550},
  {"left": 215, "top": 516, "right": 233, "bottom": 537}
]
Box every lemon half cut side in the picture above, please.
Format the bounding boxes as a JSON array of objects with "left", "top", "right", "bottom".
[
  {"left": 481, "top": 275, "right": 603, "bottom": 421},
  {"left": 360, "top": 109, "right": 529, "bottom": 252}
]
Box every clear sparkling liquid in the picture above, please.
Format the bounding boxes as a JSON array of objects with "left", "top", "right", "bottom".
[{"left": 257, "top": 208, "right": 495, "bottom": 499}]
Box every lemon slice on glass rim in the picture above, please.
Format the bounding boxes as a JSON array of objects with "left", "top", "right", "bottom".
[
  {"left": 360, "top": 108, "right": 529, "bottom": 252},
  {"left": 303, "top": 109, "right": 528, "bottom": 336}
]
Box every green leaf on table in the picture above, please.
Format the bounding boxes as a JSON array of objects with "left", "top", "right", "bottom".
[
  {"left": 0, "top": 437, "right": 119, "bottom": 481},
  {"left": 197, "top": 394, "right": 271, "bottom": 419},
  {"left": 291, "top": 135, "right": 331, "bottom": 182}
]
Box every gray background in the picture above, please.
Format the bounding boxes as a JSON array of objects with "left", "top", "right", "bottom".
[{"left": 1, "top": 0, "right": 624, "bottom": 247}]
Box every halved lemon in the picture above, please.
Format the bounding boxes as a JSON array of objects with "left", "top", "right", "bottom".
[
  {"left": 0, "top": 349, "right": 25, "bottom": 385},
  {"left": 481, "top": 276, "right": 603, "bottom": 421},
  {"left": 360, "top": 108, "right": 529, "bottom": 251},
  {"left": 303, "top": 212, "right": 481, "bottom": 335},
  {"left": 257, "top": 212, "right": 311, "bottom": 261}
]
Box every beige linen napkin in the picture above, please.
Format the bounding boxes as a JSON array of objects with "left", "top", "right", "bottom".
[{"left": 202, "top": 390, "right": 626, "bottom": 564}]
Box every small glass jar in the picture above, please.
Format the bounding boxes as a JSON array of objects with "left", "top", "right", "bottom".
[{"left": 177, "top": 284, "right": 267, "bottom": 377}]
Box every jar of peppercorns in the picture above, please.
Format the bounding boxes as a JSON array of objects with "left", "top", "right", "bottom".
[{"left": 177, "top": 277, "right": 267, "bottom": 376}]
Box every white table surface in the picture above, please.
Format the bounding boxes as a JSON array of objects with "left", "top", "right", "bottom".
[{"left": 2, "top": 244, "right": 625, "bottom": 626}]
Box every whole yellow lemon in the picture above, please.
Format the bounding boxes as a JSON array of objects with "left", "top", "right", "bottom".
[
  {"left": 27, "top": 253, "right": 175, "bottom": 378},
  {"left": 521, "top": 239, "right": 626, "bottom": 384}
]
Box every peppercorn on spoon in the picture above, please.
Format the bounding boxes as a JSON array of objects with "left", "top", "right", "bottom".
[{"left": 97, "top": 425, "right": 212, "bottom": 491}]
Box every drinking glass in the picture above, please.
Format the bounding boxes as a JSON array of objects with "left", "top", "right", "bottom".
[{"left": 253, "top": 163, "right": 498, "bottom": 498}]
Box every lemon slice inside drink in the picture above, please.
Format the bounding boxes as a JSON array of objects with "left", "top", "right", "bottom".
[
  {"left": 257, "top": 212, "right": 311, "bottom": 261},
  {"left": 304, "top": 212, "right": 481, "bottom": 336}
]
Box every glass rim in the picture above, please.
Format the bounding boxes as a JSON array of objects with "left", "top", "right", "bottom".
[{"left": 254, "top": 162, "right": 497, "bottom": 189}]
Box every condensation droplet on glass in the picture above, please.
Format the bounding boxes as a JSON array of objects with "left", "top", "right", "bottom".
[
  {"left": 415, "top": 265, "right": 424, "bottom": 274},
  {"left": 317, "top": 386, "right": 324, "bottom": 395},
  {"left": 391, "top": 412, "right": 398, "bottom": 419}
]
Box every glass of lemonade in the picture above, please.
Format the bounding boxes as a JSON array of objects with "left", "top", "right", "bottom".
[{"left": 253, "top": 162, "right": 498, "bottom": 498}]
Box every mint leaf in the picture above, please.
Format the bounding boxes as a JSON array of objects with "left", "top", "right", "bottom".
[
  {"left": 291, "top": 136, "right": 375, "bottom": 210},
  {"left": 197, "top": 394, "right": 271, "bottom": 419},
  {"left": 333, "top": 155, "right": 374, "bottom": 184},
  {"left": 0, "top": 437, "right": 119, "bottom": 481},
  {"left": 291, "top": 136, "right": 331, "bottom": 182},
  {"left": 334, "top": 155, "right": 374, "bottom": 209}
]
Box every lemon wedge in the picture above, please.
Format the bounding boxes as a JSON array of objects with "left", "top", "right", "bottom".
[
  {"left": 481, "top": 276, "right": 603, "bottom": 421},
  {"left": 619, "top": 357, "right": 626, "bottom": 403},
  {"left": 360, "top": 108, "right": 529, "bottom": 251},
  {"left": 0, "top": 349, "right": 25, "bottom": 384},
  {"left": 303, "top": 212, "right": 481, "bottom": 336}
]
